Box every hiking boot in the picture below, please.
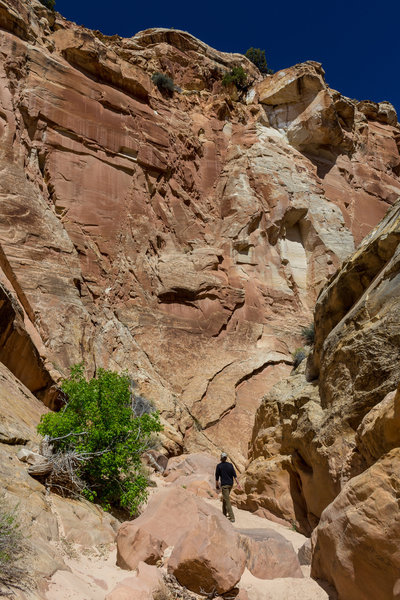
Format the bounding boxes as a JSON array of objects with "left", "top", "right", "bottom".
[{"left": 229, "top": 518, "right": 235, "bottom": 523}]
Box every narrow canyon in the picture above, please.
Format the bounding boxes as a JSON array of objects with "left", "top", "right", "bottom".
[{"left": 0, "top": 0, "right": 400, "bottom": 598}]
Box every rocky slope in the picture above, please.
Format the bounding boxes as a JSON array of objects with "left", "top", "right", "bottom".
[
  {"left": 0, "top": 0, "right": 399, "bottom": 470},
  {"left": 44, "top": 457, "right": 331, "bottom": 600}
]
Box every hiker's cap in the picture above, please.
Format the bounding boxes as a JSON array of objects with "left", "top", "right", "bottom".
[{"left": 220, "top": 452, "right": 227, "bottom": 459}]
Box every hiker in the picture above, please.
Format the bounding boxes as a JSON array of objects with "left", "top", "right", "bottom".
[{"left": 215, "top": 452, "right": 241, "bottom": 523}]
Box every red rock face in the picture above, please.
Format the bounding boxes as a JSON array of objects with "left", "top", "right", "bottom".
[{"left": 0, "top": 0, "right": 399, "bottom": 465}]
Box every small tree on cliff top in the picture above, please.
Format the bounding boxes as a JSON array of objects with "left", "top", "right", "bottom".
[
  {"left": 245, "top": 48, "right": 274, "bottom": 74},
  {"left": 39, "top": 0, "right": 55, "bottom": 10},
  {"left": 37, "top": 365, "right": 162, "bottom": 515}
]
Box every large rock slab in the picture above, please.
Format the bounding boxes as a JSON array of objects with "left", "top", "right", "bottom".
[
  {"left": 311, "top": 448, "right": 400, "bottom": 600},
  {"left": 0, "top": 280, "right": 57, "bottom": 408},
  {"left": 238, "top": 528, "right": 303, "bottom": 580},
  {"left": 258, "top": 62, "right": 326, "bottom": 106}
]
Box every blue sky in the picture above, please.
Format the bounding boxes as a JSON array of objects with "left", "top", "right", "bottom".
[{"left": 55, "top": 0, "right": 399, "bottom": 113}]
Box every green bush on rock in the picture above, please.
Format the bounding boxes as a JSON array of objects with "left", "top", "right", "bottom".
[
  {"left": 37, "top": 365, "right": 162, "bottom": 515},
  {"left": 222, "top": 66, "right": 248, "bottom": 90}
]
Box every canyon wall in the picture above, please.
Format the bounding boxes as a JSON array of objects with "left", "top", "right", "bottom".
[
  {"left": 1, "top": 0, "right": 399, "bottom": 470},
  {"left": 1, "top": 0, "right": 400, "bottom": 597},
  {"left": 241, "top": 199, "right": 400, "bottom": 598}
]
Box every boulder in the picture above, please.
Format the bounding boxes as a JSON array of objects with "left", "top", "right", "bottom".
[
  {"left": 238, "top": 528, "right": 303, "bottom": 580},
  {"left": 117, "top": 487, "right": 246, "bottom": 594},
  {"left": 144, "top": 450, "right": 169, "bottom": 473},
  {"left": 164, "top": 452, "right": 216, "bottom": 480},
  {"left": 311, "top": 448, "right": 400, "bottom": 600},
  {"left": 17, "top": 449, "right": 46, "bottom": 465},
  {"left": 117, "top": 487, "right": 200, "bottom": 570},
  {"left": 117, "top": 526, "right": 166, "bottom": 571},
  {"left": 168, "top": 514, "right": 246, "bottom": 594}
]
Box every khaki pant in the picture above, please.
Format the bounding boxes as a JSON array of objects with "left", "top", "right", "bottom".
[{"left": 221, "top": 485, "right": 234, "bottom": 521}]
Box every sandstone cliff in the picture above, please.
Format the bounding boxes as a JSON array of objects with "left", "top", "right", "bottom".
[
  {"left": 242, "top": 199, "right": 400, "bottom": 598},
  {"left": 1, "top": 0, "right": 400, "bottom": 597},
  {"left": 1, "top": 0, "right": 399, "bottom": 471}
]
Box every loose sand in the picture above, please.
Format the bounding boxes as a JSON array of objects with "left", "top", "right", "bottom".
[{"left": 45, "top": 547, "right": 126, "bottom": 600}]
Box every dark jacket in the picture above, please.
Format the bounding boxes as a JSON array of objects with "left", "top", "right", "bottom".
[{"left": 215, "top": 461, "right": 237, "bottom": 486}]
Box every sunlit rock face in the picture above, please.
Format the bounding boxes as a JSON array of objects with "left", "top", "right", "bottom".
[
  {"left": 0, "top": 0, "right": 399, "bottom": 467},
  {"left": 242, "top": 199, "right": 400, "bottom": 553}
]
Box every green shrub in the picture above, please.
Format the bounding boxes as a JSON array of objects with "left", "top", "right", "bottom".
[
  {"left": 39, "top": 0, "right": 55, "bottom": 10},
  {"left": 222, "top": 66, "right": 248, "bottom": 90},
  {"left": 0, "top": 499, "right": 30, "bottom": 594},
  {"left": 292, "top": 347, "right": 306, "bottom": 369},
  {"left": 301, "top": 322, "right": 315, "bottom": 346},
  {"left": 152, "top": 72, "right": 175, "bottom": 94},
  {"left": 245, "top": 48, "right": 266, "bottom": 73},
  {"left": 245, "top": 48, "right": 274, "bottom": 74},
  {"left": 37, "top": 365, "right": 162, "bottom": 515}
]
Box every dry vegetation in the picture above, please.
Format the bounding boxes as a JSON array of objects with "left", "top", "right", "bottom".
[{"left": 0, "top": 497, "right": 31, "bottom": 595}]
